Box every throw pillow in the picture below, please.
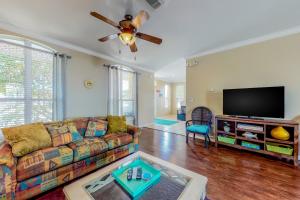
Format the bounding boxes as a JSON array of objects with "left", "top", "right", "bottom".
[
  {"left": 85, "top": 120, "right": 108, "bottom": 137},
  {"left": 2, "top": 123, "right": 52, "bottom": 157},
  {"left": 64, "top": 117, "right": 90, "bottom": 136},
  {"left": 107, "top": 115, "right": 127, "bottom": 134},
  {"left": 45, "top": 122, "right": 83, "bottom": 147}
]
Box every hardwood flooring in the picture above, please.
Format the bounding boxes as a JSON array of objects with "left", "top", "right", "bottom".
[{"left": 139, "top": 128, "right": 300, "bottom": 200}]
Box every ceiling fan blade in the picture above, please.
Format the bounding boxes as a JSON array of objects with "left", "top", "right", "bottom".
[
  {"left": 98, "top": 34, "right": 119, "bottom": 42},
  {"left": 90, "top": 11, "right": 120, "bottom": 29},
  {"left": 136, "top": 32, "right": 162, "bottom": 45},
  {"left": 132, "top": 10, "right": 150, "bottom": 29},
  {"left": 130, "top": 43, "right": 138, "bottom": 52}
]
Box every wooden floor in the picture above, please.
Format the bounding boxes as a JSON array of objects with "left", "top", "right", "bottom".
[{"left": 139, "top": 128, "right": 300, "bottom": 200}]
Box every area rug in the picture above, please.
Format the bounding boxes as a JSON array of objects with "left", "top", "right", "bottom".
[
  {"left": 36, "top": 187, "right": 65, "bottom": 200},
  {"left": 154, "top": 118, "right": 178, "bottom": 126}
]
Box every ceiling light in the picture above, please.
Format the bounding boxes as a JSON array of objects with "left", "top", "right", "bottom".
[{"left": 119, "top": 32, "right": 136, "bottom": 45}]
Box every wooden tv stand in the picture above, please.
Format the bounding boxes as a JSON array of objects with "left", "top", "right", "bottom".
[{"left": 215, "top": 115, "right": 299, "bottom": 166}]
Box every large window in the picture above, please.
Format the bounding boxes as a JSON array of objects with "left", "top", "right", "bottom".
[
  {"left": 121, "top": 71, "right": 135, "bottom": 116},
  {"left": 164, "top": 84, "right": 169, "bottom": 109},
  {"left": 0, "top": 36, "right": 55, "bottom": 128},
  {"left": 175, "top": 84, "right": 185, "bottom": 109},
  {"left": 121, "top": 70, "right": 136, "bottom": 124},
  {"left": 108, "top": 66, "right": 137, "bottom": 125}
]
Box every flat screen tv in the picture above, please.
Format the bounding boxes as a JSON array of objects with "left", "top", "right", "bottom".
[{"left": 223, "top": 86, "right": 284, "bottom": 118}]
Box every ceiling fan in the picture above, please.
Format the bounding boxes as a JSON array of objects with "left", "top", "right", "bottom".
[{"left": 90, "top": 10, "right": 162, "bottom": 52}]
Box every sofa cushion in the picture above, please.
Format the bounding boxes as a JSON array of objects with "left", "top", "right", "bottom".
[
  {"left": 2, "top": 123, "right": 52, "bottom": 157},
  {"left": 103, "top": 133, "right": 133, "bottom": 149},
  {"left": 17, "top": 145, "right": 73, "bottom": 182},
  {"left": 85, "top": 120, "right": 108, "bottom": 137},
  {"left": 68, "top": 138, "right": 108, "bottom": 162},
  {"left": 15, "top": 143, "right": 135, "bottom": 200},
  {"left": 64, "top": 117, "right": 90, "bottom": 136},
  {"left": 89, "top": 116, "right": 107, "bottom": 121},
  {"left": 45, "top": 122, "right": 83, "bottom": 147},
  {"left": 16, "top": 164, "right": 74, "bottom": 199},
  {"left": 107, "top": 115, "right": 127, "bottom": 134}
]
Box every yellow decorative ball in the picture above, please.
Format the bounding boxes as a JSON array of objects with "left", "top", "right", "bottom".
[{"left": 271, "top": 126, "right": 290, "bottom": 141}]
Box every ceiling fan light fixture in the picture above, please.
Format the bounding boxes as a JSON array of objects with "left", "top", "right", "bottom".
[{"left": 119, "top": 32, "right": 136, "bottom": 45}]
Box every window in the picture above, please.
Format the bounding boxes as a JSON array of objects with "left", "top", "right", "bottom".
[
  {"left": 108, "top": 66, "right": 137, "bottom": 125},
  {"left": 121, "top": 71, "right": 136, "bottom": 121},
  {"left": 0, "top": 36, "right": 55, "bottom": 128},
  {"left": 164, "top": 84, "right": 169, "bottom": 108},
  {"left": 175, "top": 84, "right": 185, "bottom": 109}
]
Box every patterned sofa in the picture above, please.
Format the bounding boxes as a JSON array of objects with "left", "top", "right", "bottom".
[{"left": 0, "top": 117, "right": 140, "bottom": 200}]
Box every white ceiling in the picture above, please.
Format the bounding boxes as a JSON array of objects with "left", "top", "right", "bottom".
[
  {"left": 1, "top": 0, "right": 300, "bottom": 72},
  {"left": 155, "top": 58, "right": 186, "bottom": 83}
]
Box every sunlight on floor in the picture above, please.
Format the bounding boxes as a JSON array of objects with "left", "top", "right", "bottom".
[{"left": 146, "top": 115, "right": 186, "bottom": 136}]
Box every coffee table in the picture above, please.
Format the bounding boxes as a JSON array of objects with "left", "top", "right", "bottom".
[{"left": 63, "top": 151, "right": 207, "bottom": 200}]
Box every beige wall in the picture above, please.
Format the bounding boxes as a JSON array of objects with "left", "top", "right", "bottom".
[
  {"left": 138, "top": 73, "right": 155, "bottom": 126},
  {"left": 187, "top": 33, "right": 300, "bottom": 120},
  {"left": 0, "top": 28, "right": 155, "bottom": 126}
]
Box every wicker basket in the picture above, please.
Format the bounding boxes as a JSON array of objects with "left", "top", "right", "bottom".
[
  {"left": 241, "top": 141, "right": 261, "bottom": 150},
  {"left": 266, "top": 142, "right": 293, "bottom": 156},
  {"left": 218, "top": 136, "right": 235, "bottom": 144}
]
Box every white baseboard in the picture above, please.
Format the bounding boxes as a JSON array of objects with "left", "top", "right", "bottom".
[{"left": 138, "top": 123, "right": 154, "bottom": 128}]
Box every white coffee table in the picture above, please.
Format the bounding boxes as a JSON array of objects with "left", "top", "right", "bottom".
[{"left": 64, "top": 151, "right": 207, "bottom": 200}]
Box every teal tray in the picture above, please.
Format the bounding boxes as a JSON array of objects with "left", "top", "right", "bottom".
[{"left": 112, "top": 159, "right": 161, "bottom": 199}]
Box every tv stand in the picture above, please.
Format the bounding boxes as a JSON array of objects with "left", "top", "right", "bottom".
[
  {"left": 228, "top": 115, "right": 264, "bottom": 120},
  {"left": 215, "top": 115, "right": 299, "bottom": 166}
]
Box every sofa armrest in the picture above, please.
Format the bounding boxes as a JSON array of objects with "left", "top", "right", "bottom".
[
  {"left": 127, "top": 125, "right": 141, "bottom": 149},
  {"left": 0, "top": 142, "right": 17, "bottom": 200},
  {"left": 127, "top": 125, "right": 140, "bottom": 138}
]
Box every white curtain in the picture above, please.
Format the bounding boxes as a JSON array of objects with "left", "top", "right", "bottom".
[
  {"left": 108, "top": 66, "right": 138, "bottom": 125},
  {"left": 53, "top": 54, "right": 69, "bottom": 121},
  {"left": 108, "top": 66, "right": 122, "bottom": 116}
]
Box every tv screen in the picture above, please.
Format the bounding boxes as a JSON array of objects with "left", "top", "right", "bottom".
[{"left": 223, "top": 86, "right": 284, "bottom": 118}]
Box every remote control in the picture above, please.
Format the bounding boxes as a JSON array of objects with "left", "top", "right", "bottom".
[
  {"left": 136, "top": 167, "right": 142, "bottom": 180},
  {"left": 127, "top": 168, "right": 133, "bottom": 181},
  {"left": 132, "top": 167, "right": 137, "bottom": 179}
]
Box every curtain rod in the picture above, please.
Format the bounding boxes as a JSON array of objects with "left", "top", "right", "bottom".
[
  {"left": 0, "top": 39, "right": 71, "bottom": 59},
  {"left": 54, "top": 53, "right": 72, "bottom": 59},
  {"left": 103, "top": 64, "right": 141, "bottom": 75}
]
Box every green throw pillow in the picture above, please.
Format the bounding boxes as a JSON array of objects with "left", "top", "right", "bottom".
[
  {"left": 107, "top": 115, "right": 127, "bottom": 134},
  {"left": 2, "top": 123, "right": 52, "bottom": 157}
]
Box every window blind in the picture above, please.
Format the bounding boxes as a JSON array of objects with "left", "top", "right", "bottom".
[{"left": 0, "top": 39, "right": 54, "bottom": 128}]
